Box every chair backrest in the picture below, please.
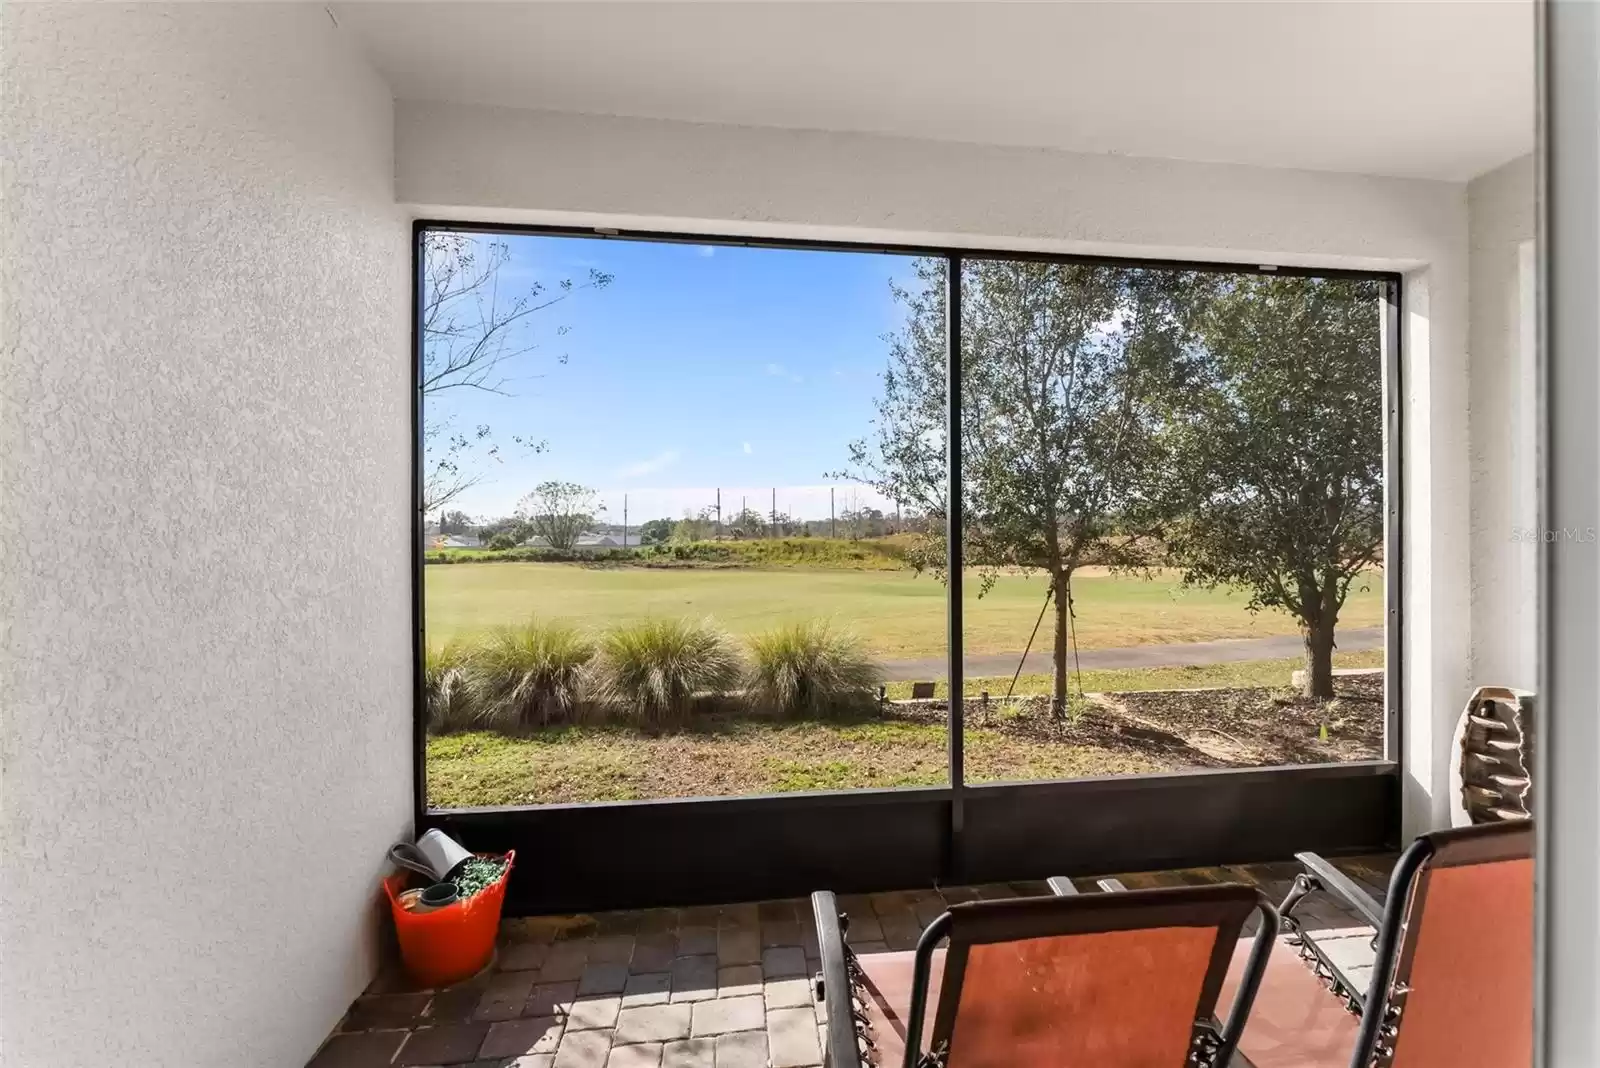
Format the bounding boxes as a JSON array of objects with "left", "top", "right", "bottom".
[
  {"left": 1371, "top": 822, "right": 1534, "bottom": 1068},
  {"left": 913, "top": 885, "right": 1270, "bottom": 1068}
]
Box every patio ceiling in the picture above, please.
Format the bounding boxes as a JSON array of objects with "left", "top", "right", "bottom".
[{"left": 336, "top": 0, "right": 1533, "bottom": 182}]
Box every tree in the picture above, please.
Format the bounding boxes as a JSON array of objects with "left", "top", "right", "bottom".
[
  {"left": 673, "top": 508, "right": 716, "bottom": 543},
  {"left": 844, "top": 258, "right": 1178, "bottom": 711},
  {"left": 437, "top": 510, "right": 475, "bottom": 536},
  {"left": 421, "top": 232, "right": 612, "bottom": 514},
  {"left": 518, "top": 481, "right": 602, "bottom": 553},
  {"left": 728, "top": 506, "right": 768, "bottom": 540},
  {"left": 638, "top": 518, "right": 676, "bottom": 545},
  {"left": 1152, "top": 275, "right": 1384, "bottom": 699}
]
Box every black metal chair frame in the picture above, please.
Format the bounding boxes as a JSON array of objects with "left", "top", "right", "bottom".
[{"left": 812, "top": 879, "right": 1278, "bottom": 1068}]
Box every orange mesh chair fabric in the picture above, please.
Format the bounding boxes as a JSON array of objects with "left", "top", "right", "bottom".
[
  {"left": 913, "top": 885, "right": 1264, "bottom": 1068},
  {"left": 1384, "top": 825, "right": 1533, "bottom": 1068}
]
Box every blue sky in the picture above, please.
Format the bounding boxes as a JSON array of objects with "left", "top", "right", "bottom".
[{"left": 427, "top": 234, "right": 915, "bottom": 522}]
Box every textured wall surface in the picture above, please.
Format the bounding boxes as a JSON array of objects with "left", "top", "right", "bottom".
[
  {"left": 397, "top": 99, "right": 1473, "bottom": 832},
  {"left": 0, "top": 5, "right": 410, "bottom": 1065},
  {"left": 1467, "top": 154, "right": 1538, "bottom": 690}
]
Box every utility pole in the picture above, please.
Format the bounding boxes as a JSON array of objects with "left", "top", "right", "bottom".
[
  {"left": 623, "top": 494, "right": 628, "bottom": 547},
  {"left": 831, "top": 487, "right": 836, "bottom": 539},
  {"left": 716, "top": 488, "right": 722, "bottom": 540},
  {"left": 771, "top": 487, "right": 777, "bottom": 538}
]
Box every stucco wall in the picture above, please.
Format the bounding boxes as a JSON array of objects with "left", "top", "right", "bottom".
[
  {"left": 1467, "top": 154, "right": 1539, "bottom": 690},
  {"left": 397, "top": 100, "right": 1473, "bottom": 834},
  {"left": 0, "top": 5, "right": 410, "bottom": 1066}
]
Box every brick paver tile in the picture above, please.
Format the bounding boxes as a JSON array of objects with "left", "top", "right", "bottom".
[
  {"left": 767, "top": 1007, "right": 822, "bottom": 1068},
  {"left": 503, "top": 916, "right": 564, "bottom": 944},
  {"left": 717, "top": 927, "right": 760, "bottom": 966},
  {"left": 501, "top": 942, "right": 553, "bottom": 972},
  {"left": 912, "top": 897, "right": 947, "bottom": 926},
  {"left": 878, "top": 910, "right": 921, "bottom": 950},
  {"left": 528, "top": 981, "right": 581, "bottom": 1020},
  {"left": 579, "top": 962, "right": 630, "bottom": 996},
  {"left": 713, "top": 1030, "right": 768, "bottom": 1068},
  {"left": 568, "top": 994, "right": 623, "bottom": 1030},
  {"left": 542, "top": 942, "right": 593, "bottom": 982},
  {"left": 307, "top": 1030, "right": 408, "bottom": 1068},
  {"left": 869, "top": 891, "right": 915, "bottom": 915},
  {"left": 940, "top": 886, "right": 980, "bottom": 904},
  {"left": 719, "top": 903, "right": 760, "bottom": 928},
  {"left": 423, "top": 983, "right": 486, "bottom": 1023},
  {"left": 834, "top": 894, "right": 875, "bottom": 916},
  {"left": 591, "top": 935, "right": 637, "bottom": 965},
  {"left": 678, "top": 905, "right": 722, "bottom": 927},
  {"left": 616, "top": 1003, "right": 693, "bottom": 1043},
  {"left": 1010, "top": 880, "right": 1051, "bottom": 897},
  {"left": 622, "top": 971, "right": 672, "bottom": 1006},
  {"left": 342, "top": 992, "right": 432, "bottom": 1031},
  {"left": 631, "top": 934, "right": 678, "bottom": 974},
  {"left": 607, "top": 1041, "right": 664, "bottom": 1068},
  {"left": 635, "top": 909, "right": 680, "bottom": 936},
  {"left": 716, "top": 964, "right": 762, "bottom": 998},
  {"left": 481, "top": 1017, "right": 564, "bottom": 1058},
  {"left": 760, "top": 920, "right": 803, "bottom": 948},
  {"left": 848, "top": 940, "right": 889, "bottom": 956},
  {"left": 475, "top": 974, "right": 539, "bottom": 1022},
  {"left": 554, "top": 1027, "right": 614, "bottom": 1068},
  {"left": 691, "top": 995, "right": 765, "bottom": 1037},
  {"left": 972, "top": 883, "right": 1018, "bottom": 900},
  {"left": 840, "top": 912, "right": 881, "bottom": 941},
  {"left": 798, "top": 924, "right": 819, "bottom": 958},
  {"left": 756, "top": 900, "right": 797, "bottom": 924},
  {"left": 395, "top": 1023, "right": 490, "bottom": 1065},
  {"left": 509, "top": 1056, "right": 558, "bottom": 1068},
  {"left": 761, "top": 947, "right": 806, "bottom": 979},
  {"left": 669, "top": 955, "right": 718, "bottom": 1002},
  {"left": 596, "top": 911, "right": 645, "bottom": 936},
  {"left": 661, "top": 1036, "right": 715, "bottom": 1068},
  {"left": 676, "top": 926, "right": 718, "bottom": 956},
  {"left": 764, "top": 978, "right": 811, "bottom": 1010},
  {"left": 1318, "top": 934, "right": 1379, "bottom": 975}
]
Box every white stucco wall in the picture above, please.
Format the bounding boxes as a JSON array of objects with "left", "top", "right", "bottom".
[
  {"left": 397, "top": 101, "right": 1473, "bottom": 834},
  {"left": 1, "top": 6, "right": 410, "bottom": 1066},
  {"left": 1467, "top": 154, "right": 1539, "bottom": 690}
]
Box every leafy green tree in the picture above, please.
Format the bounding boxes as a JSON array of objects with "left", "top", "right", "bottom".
[
  {"left": 845, "top": 259, "right": 1178, "bottom": 710},
  {"left": 638, "top": 518, "right": 676, "bottom": 545},
  {"left": 437, "top": 509, "right": 475, "bottom": 536},
  {"left": 518, "top": 481, "right": 602, "bottom": 552},
  {"left": 729, "top": 506, "right": 768, "bottom": 539},
  {"left": 421, "top": 232, "right": 611, "bottom": 514},
  {"left": 1152, "top": 275, "right": 1384, "bottom": 699}
]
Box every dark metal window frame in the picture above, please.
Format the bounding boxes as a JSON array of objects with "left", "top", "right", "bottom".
[{"left": 411, "top": 219, "right": 1405, "bottom": 912}]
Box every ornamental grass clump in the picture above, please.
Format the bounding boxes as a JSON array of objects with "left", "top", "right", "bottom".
[
  {"left": 598, "top": 617, "right": 743, "bottom": 725},
  {"left": 745, "top": 621, "right": 883, "bottom": 719},
  {"left": 449, "top": 855, "right": 510, "bottom": 901},
  {"left": 468, "top": 619, "right": 597, "bottom": 729},
  {"left": 424, "top": 641, "right": 479, "bottom": 734}
]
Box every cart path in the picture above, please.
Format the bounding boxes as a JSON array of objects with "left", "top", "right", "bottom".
[{"left": 879, "top": 626, "right": 1385, "bottom": 682}]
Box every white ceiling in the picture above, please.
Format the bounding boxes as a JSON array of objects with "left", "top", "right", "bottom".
[{"left": 335, "top": 0, "right": 1534, "bottom": 182}]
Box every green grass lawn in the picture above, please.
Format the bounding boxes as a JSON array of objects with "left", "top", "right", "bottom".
[{"left": 425, "top": 563, "right": 1384, "bottom": 659}]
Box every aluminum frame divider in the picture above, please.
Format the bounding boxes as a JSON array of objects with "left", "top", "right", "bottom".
[
  {"left": 1382, "top": 280, "right": 1405, "bottom": 766},
  {"left": 945, "top": 254, "right": 965, "bottom": 880}
]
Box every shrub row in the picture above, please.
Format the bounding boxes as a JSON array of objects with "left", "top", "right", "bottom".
[
  {"left": 425, "top": 618, "right": 884, "bottom": 733},
  {"left": 424, "top": 537, "right": 910, "bottom": 570}
]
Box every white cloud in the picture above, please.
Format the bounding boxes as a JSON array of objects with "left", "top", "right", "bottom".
[
  {"left": 742, "top": 442, "right": 753, "bottom": 455},
  {"left": 696, "top": 245, "right": 716, "bottom": 258},
  {"left": 616, "top": 449, "right": 682, "bottom": 478},
  {"left": 765, "top": 362, "right": 803, "bottom": 384}
]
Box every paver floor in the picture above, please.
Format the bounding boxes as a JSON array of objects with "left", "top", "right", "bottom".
[{"left": 309, "top": 857, "right": 1391, "bottom": 1067}]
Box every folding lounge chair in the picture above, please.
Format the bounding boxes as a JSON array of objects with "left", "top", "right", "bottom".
[
  {"left": 1100, "top": 821, "right": 1534, "bottom": 1068},
  {"left": 811, "top": 879, "right": 1278, "bottom": 1067}
]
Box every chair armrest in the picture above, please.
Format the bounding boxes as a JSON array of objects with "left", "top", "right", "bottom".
[
  {"left": 1096, "top": 878, "right": 1129, "bottom": 892},
  {"left": 810, "top": 891, "right": 862, "bottom": 1068},
  {"left": 1290, "top": 852, "right": 1384, "bottom": 929},
  {"left": 1046, "top": 876, "right": 1078, "bottom": 896}
]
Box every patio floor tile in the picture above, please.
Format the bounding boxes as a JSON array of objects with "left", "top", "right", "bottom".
[
  {"left": 712, "top": 1030, "right": 767, "bottom": 1068},
  {"left": 615, "top": 1003, "right": 693, "bottom": 1044},
  {"left": 661, "top": 1036, "right": 715, "bottom": 1068},
  {"left": 481, "top": 1017, "right": 564, "bottom": 1059},
  {"left": 395, "top": 1023, "right": 490, "bottom": 1065},
  {"left": 568, "top": 995, "right": 622, "bottom": 1031},
  {"left": 716, "top": 965, "right": 761, "bottom": 999},
  {"left": 675, "top": 926, "right": 717, "bottom": 956},
  {"left": 500, "top": 942, "right": 552, "bottom": 973},
  {"left": 767, "top": 1006, "right": 822, "bottom": 1068},
  {"left": 308, "top": 1030, "right": 408, "bottom": 1068},
  {"left": 631, "top": 935, "right": 677, "bottom": 974},
  {"left": 607, "top": 1041, "right": 663, "bottom": 1068},
  {"left": 527, "top": 981, "right": 580, "bottom": 1020},
  {"left": 342, "top": 993, "right": 432, "bottom": 1031},
  {"left": 621, "top": 971, "right": 672, "bottom": 1006},
  {"left": 764, "top": 978, "right": 811, "bottom": 1010},
  {"left": 761, "top": 947, "right": 806, "bottom": 979},
  {"left": 554, "top": 1027, "right": 614, "bottom": 1068},
  {"left": 578, "top": 962, "right": 630, "bottom": 996},
  {"left": 668, "top": 955, "right": 718, "bottom": 1002},
  {"left": 690, "top": 995, "right": 764, "bottom": 1037}
]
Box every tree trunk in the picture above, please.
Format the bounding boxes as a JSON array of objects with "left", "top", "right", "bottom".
[
  {"left": 1052, "top": 569, "right": 1071, "bottom": 715},
  {"left": 1302, "top": 621, "right": 1336, "bottom": 699}
]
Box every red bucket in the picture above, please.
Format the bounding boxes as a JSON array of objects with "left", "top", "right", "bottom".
[{"left": 384, "top": 850, "right": 515, "bottom": 987}]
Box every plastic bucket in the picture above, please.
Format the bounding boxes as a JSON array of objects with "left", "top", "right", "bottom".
[{"left": 384, "top": 850, "right": 515, "bottom": 987}]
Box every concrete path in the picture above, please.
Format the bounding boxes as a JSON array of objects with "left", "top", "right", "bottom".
[{"left": 879, "top": 626, "right": 1385, "bottom": 682}]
